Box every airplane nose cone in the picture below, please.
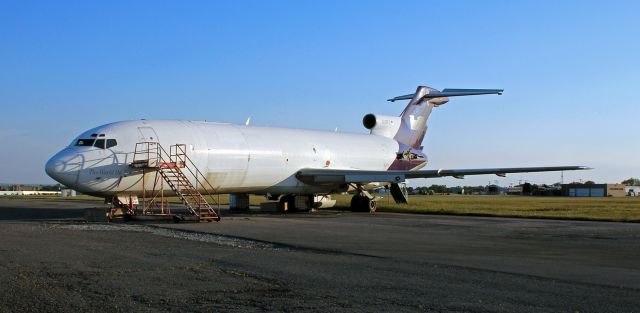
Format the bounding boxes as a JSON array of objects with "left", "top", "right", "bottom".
[{"left": 45, "top": 148, "right": 82, "bottom": 188}]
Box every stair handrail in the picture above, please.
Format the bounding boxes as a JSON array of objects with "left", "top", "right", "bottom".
[
  {"left": 170, "top": 144, "right": 221, "bottom": 210},
  {"left": 131, "top": 141, "right": 220, "bottom": 220},
  {"left": 155, "top": 144, "right": 221, "bottom": 216},
  {"left": 132, "top": 142, "right": 161, "bottom": 167}
]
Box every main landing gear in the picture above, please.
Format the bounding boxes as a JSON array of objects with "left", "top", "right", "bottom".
[
  {"left": 350, "top": 185, "right": 377, "bottom": 213},
  {"left": 279, "top": 194, "right": 313, "bottom": 212},
  {"left": 350, "top": 194, "right": 377, "bottom": 212}
]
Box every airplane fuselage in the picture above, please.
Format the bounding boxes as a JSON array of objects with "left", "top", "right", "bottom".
[{"left": 46, "top": 120, "right": 424, "bottom": 197}]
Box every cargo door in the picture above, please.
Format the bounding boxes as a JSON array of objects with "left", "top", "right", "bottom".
[
  {"left": 138, "top": 127, "right": 159, "bottom": 142},
  {"left": 135, "top": 126, "right": 159, "bottom": 190},
  {"left": 185, "top": 122, "right": 210, "bottom": 191},
  {"left": 207, "top": 126, "right": 248, "bottom": 188}
]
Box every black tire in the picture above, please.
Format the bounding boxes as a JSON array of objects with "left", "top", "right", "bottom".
[
  {"left": 300, "top": 195, "right": 314, "bottom": 212},
  {"left": 279, "top": 195, "right": 295, "bottom": 212},
  {"left": 350, "top": 195, "right": 361, "bottom": 211},
  {"left": 351, "top": 195, "right": 370, "bottom": 212}
]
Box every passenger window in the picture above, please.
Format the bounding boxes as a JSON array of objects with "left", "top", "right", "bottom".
[
  {"left": 76, "top": 139, "right": 95, "bottom": 146},
  {"left": 94, "top": 139, "right": 105, "bottom": 149},
  {"left": 106, "top": 139, "right": 117, "bottom": 149}
]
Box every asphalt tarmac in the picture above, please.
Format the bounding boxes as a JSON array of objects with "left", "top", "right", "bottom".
[{"left": 0, "top": 198, "right": 639, "bottom": 312}]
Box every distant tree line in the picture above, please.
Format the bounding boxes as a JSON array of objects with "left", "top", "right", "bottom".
[
  {"left": 622, "top": 178, "right": 640, "bottom": 186},
  {"left": 403, "top": 178, "right": 640, "bottom": 195},
  {"left": 407, "top": 185, "right": 449, "bottom": 194},
  {"left": 0, "top": 184, "right": 61, "bottom": 191},
  {"left": 569, "top": 181, "right": 596, "bottom": 185},
  {"left": 405, "top": 184, "right": 487, "bottom": 195}
]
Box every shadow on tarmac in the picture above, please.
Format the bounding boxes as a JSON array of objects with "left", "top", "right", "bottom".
[{"left": 0, "top": 207, "right": 85, "bottom": 220}]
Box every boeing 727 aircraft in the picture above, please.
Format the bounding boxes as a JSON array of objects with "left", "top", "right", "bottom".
[{"left": 45, "top": 86, "right": 587, "bottom": 217}]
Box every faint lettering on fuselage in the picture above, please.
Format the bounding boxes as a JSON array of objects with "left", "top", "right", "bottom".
[{"left": 89, "top": 168, "right": 124, "bottom": 176}]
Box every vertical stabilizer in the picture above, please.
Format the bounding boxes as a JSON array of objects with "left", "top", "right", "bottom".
[
  {"left": 393, "top": 86, "right": 442, "bottom": 150},
  {"left": 388, "top": 85, "right": 502, "bottom": 150}
]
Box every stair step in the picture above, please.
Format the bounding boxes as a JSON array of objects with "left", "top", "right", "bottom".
[{"left": 135, "top": 148, "right": 219, "bottom": 221}]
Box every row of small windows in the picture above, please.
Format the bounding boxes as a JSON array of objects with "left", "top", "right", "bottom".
[{"left": 76, "top": 139, "right": 117, "bottom": 149}]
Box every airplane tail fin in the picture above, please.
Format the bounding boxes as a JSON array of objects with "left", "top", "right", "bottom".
[{"left": 389, "top": 86, "right": 503, "bottom": 150}]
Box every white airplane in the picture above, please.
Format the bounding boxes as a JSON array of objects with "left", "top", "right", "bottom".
[{"left": 45, "top": 86, "right": 587, "bottom": 216}]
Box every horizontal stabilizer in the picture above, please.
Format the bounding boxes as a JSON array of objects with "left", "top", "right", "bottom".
[{"left": 388, "top": 88, "right": 503, "bottom": 102}]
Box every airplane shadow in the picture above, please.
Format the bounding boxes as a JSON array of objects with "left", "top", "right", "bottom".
[{"left": 0, "top": 207, "right": 86, "bottom": 221}]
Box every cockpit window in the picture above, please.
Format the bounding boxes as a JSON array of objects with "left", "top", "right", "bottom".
[
  {"left": 75, "top": 137, "right": 116, "bottom": 149},
  {"left": 76, "top": 139, "right": 95, "bottom": 146},
  {"left": 94, "top": 139, "right": 105, "bottom": 149},
  {"left": 106, "top": 139, "right": 117, "bottom": 149}
]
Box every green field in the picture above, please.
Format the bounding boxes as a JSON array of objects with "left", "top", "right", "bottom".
[
  {"left": 331, "top": 194, "right": 640, "bottom": 222},
  {"left": 3, "top": 194, "right": 640, "bottom": 222}
]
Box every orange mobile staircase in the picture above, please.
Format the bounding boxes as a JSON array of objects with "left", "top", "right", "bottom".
[{"left": 129, "top": 142, "right": 220, "bottom": 222}]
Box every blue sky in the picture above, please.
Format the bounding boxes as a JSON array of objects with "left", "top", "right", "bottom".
[{"left": 0, "top": 1, "right": 638, "bottom": 186}]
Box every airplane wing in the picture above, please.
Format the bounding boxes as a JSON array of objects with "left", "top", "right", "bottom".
[{"left": 295, "top": 166, "right": 590, "bottom": 185}]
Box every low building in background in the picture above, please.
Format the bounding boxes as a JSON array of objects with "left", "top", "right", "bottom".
[
  {"left": 562, "top": 183, "right": 627, "bottom": 197},
  {"left": 507, "top": 186, "right": 523, "bottom": 195},
  {"left": 60, "top": 189, "right": 77, "bottom": 197},
  {"left": 625, "top": 186, "right": 640, "bottom": 196},
  {"left": 505, "top": 183, "right": 560, "bottom": 196},
  {"left": 0, "top": 190, "right": 61, "bottom": 196},
  {"left": 0, "top": 184, "right": 75, "bottom": 197}
]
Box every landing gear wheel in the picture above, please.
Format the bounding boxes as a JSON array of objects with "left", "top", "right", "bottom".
[
  {"left": 351, "top": 195, "right": 375, "bottom": 212},
  {"left": 279, "top": 195, "right": 295, "bottom": 212},
  {"left": 350, "top": 195, "right": 363, "bottom": 212},
  {"left": 368, "top": 199, "right": 377, "bottom": 213},
  {"left": 300, "top": 195, "right": 314, "bottom": 212}
]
